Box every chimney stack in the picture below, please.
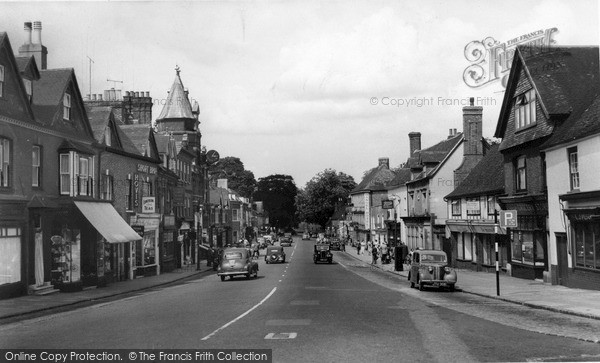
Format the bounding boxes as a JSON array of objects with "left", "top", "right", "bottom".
[
  {"left": 463, "top": 96, "right": 483, "bottom": 156},
  {"left": 378, "top": 157, "right": 390, "bottom": 169},
  {"left": 32, "top": 21, "right": 42, "bottom": 44},
  {"left": 24, "top": 22, "right": 32, "bottom": 44},
  {"left": 408, "top": 132, "right": 421, "bottom": 157}
]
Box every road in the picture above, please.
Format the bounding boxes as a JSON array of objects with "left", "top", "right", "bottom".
[{"left": 1, "top": 236, "right": 599, "bottom": 362}]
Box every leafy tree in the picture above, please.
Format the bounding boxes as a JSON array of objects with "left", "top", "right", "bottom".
[
  {"left": 208, "top": 156, "right": 256, "bottom": 198},
  {"left": 296, "top": 169, "right": 356, "bottom": 228},
  {"left": 253, "top": 174, "right": 298, "bottom": 229}
]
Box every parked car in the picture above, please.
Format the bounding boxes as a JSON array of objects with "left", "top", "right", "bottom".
[
  {"left": 280, "top": 236, "right": 293, "bottom": 247},
  {"left": 314, "top": 243, "right": 333, "bottom": 264},
  {"left": 408, "top": 250, "right": 456, "bottom": 291},
  {"left": 302, "top": 233, "right": 310, "bottom": 240},
  {"left": 217, "top": 247, "right": 259, "bottom": 281},
  {"left": 265, "top": 246, "right": 286, "bottom": 264},
  {"left": 257, "top": 237, "right": 267, "bottom": 249},
  {"left": 329, "top": 237, "right": 341, "bottom": 250}
]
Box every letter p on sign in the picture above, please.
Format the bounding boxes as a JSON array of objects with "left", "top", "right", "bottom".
[{"left": 500, "top": 210, "right": 518, "bottom": 228}]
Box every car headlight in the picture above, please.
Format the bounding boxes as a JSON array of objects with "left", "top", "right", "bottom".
[{"left": 444, "top": 267, "right": 452, "bottom": 273}]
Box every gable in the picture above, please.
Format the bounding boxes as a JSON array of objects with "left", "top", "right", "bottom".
[{"left": 0, "top": 33, "right": 36, "bottom": 122}]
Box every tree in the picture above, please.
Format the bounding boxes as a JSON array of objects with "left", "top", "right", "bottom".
[
  {"left": 296, "top": 169, "right": 356, "bottom": 228},
  {"left": 208, "top": 156, "right": 256, "bottom": 198},
  {"left": 253, "top": 174, "right": 298, "bottom": 229}
]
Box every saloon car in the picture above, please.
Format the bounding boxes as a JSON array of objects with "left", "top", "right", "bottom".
[
  {"left": 302, "top": 233, "right": 311, "bottom": 240},
  {"left": 408, "top": 249, "right": 457, "bottom": 291},
  {"left": 217, "top": 247, "right": 259, "bottom": 281},
  {"left": 314, "top": 243, "right": 333, "bottom": 264},
  {"left": 280, "top": 236, "right": 293, "bottom": 247},
  {"left": 265, "top": 246, "right": 286, "bottom": 264},
  {"left": 329, "top": 237, "right": 341, "bottom": 250}
]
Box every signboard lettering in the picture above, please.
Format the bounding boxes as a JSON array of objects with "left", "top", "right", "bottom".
[
  {"left": 499, "top": 210, "right": 518, "bottom": 228},
  {"left": 142, "top": 197, "right": 155, "bottom": 213},
  {"left": 381, "top": 200, "right": 394, "bottom": 209}
]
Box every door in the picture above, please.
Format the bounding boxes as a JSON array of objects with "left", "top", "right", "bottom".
[{"left": 555, "top": 233, "right": 568, "bottom": 286}]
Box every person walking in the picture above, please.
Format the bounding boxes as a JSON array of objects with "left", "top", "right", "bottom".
[
  {"left": 360, "top": 240, "right": 367, "bottom": 255},
  {"left": 399, "top": 242, "right": 410, "bottom": 271},
  {"left": 381, "top": 242, "right": 388, "bottom": 264},
  {"left": 371, "top": 245, "right": 379, "bottom": 265}
]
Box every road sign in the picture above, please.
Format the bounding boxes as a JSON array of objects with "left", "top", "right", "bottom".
[{"left": 499, "top": 210, "right": 518, "bottom": 228}]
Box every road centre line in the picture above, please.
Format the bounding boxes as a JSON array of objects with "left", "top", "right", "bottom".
[{"left": 201, "top": 287, "right": 277, "bottom": 341}]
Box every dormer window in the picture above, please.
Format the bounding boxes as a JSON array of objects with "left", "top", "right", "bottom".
[
  {"left": 104, "top": 127, "right": 112, "bottom": 147},
  {"left": 24, "top": 79, "right": 32, "bottom": 102},
  {"left": 514, "top": 89, "right": 536, "bottom": 130},
  {"left": 63, "top": 93, "right": 71, "bottom": 120},
  {"left": 0, "top": 65, "right": 4, "bottom": 98}
]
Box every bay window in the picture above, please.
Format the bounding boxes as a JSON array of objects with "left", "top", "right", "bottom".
[{"left": 59, "top": 152, "right": 95, "bottom": 196}]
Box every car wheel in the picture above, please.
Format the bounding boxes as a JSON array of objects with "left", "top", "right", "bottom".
[
  {"left": 448, "top": 284, "right": 455, "bottom": 292},
  {"left": 282, "top": 257, "right": 286, "bottom": 263},
  {"left": 265, "top": 260, "right": 269, "bottom": 264},
  {"left": 418, "top": 279, "right": 424, "bottom": 291},
  {"left": 246, "top": 272, "right": 251, "bottom": 280},
  {"left": 220, "top": 275, "right": 225, "bottom": 282}
]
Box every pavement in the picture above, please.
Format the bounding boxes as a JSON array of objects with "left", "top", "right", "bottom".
[
  {"left": 344, "top": 245, "right": 600, "bottom": 321},
  {"left": 1, "top": 246, "right": 600, "bottom": 323}
]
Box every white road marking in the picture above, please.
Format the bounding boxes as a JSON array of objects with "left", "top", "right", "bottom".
[
  {"left": 201, "top": 287, "right": 277, "bottom": 341},
  {"left": 265, "top": 332, "right": 297, "bottom": 339}
]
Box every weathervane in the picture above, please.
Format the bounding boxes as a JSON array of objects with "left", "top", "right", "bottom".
[{"left": 175, "top": 65, "right": 181, "bottom": 76}]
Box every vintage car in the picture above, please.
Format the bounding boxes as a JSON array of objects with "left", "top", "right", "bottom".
[
  {"left": 280, "top": 236, "right": 293, "bottom": 247},
  {"left": 329, "top": 237, "right": 341, "bottom": 250},
  {"left": 408, "top": 249, "right": 457, "bottom": 291},
  {"left": 217, "top": 247, "right": 259, "bottom": 281},
  {"left": 265, "top": 246, "right": 286, "bottom": 264},
  {"left": 302, "top": 233, "right": 311, "bottom": 240},
  {"left": 263, "top": 235, "right": 274, "bottom": 245},
  {"left": 314, "top": 243, "right": 333, "bottom": 264}
]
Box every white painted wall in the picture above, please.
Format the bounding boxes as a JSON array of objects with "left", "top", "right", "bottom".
[{"left": 429, "top": 142, "right": 464, "bottom": 219}]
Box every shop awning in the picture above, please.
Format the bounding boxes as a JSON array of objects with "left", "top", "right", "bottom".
[{"left": 74, "top": 201, "right": 142, "bottom": 243}]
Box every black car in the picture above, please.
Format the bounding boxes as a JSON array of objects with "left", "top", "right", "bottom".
[
  {"left": 329, "top": 238, "right": 341, "bottom": 250},
  {"left": 313, "top": 244, "right": 332, "bottom": 264},
  {"left": 265, "top": 246, "right": 286, "bottom": 264},
  {"left": 280, "top": 236, "right": 293, "bottom": 247}
]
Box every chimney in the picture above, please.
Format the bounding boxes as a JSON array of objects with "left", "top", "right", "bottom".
[
  {"left": 24, "top": 22, "right": 32, "bottom": 44},
  {"left": 92, "top": 94, "right": 97, "bottom": 101},
  {"left": 98, "top": 94, "right": 103, "bottom": 101},
  {"left": 463, "top": 97, "right": 483, "bottom": 157},
  {"left": 18, "top": 21, "right": 47, "bottom": 70},
  {"left": 378, "top": 157, "right": 390, "bottom": 169},
  {"left": 408, "top": 132, "right": 421, "bottom": 157},
  {"left": 217, "top": 178, "right": 228, "bottom": 190}
]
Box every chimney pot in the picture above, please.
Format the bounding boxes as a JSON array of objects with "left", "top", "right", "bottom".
[
  {"left": 145, "top": 91, "right": 150, "bottom": 97},
  {"left": 32, "top": 21, "right": 42, "bottom": 45},
  {"left": 470, "top": 97, "right": 474, "bottom": 106},
  {"left": 24, "top": 22, "right": 32, "bottom": 44},
  {"left": 378, "top": 157, "right": 390, "bottom": 168},
  {"left": 135, "top": 92, "right": 139, "bottom": 97},
  {"left": 98, "top": 94, "right": 103, "bottom": 101},
  {"left": 92, "top": 94, "right": 97, "bottom": 101},
  {"left": 125, "top": 91, "right": 130, "bottom": 97}
]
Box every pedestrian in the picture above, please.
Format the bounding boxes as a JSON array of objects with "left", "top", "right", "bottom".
[
  {"left": 357, "top": 240, "right": 361, "bottom": 255},
  {"left": 381, "top": 242, "right": 388, "bottom": 264},
  {"left": 400, "top": 243, "right": 410, "bottom": 270},
  {"left": 360, "top": 240, "right": 367, "bottom": 255},
  {"left": 371, "top": 245, "right": 379, "bottom": 265}
]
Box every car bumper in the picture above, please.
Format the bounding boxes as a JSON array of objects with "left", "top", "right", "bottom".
[{"left": 218, "top": 270, "right": 250, "bottom": 277}]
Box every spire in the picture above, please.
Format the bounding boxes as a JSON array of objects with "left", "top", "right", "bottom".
[{"left": 155, "top": 66, "right": 194, "bottom": 122}]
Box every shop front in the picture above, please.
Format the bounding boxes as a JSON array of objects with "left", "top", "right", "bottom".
[
  {"left": 446, "top": 220, "right": 508, "bottom": 272},
  {"left": 130, "top": 213, "right": 161, "bottom": 278},
  {"left": 161, "top": 214, "right": 177, "bottom": 273},
  {"left": 0, "top": 199, "right": 27, "bottom": 299},
  {"left": 559, "top": 190, "right": 600, "bottom": 290}
]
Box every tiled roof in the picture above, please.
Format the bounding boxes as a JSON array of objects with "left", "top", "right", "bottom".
[
  {"left": 154, "top": 133, "right": 171, "bottom": 153},
  {"left": 386, "top": 168, "right": 412, "bottom": 189},
  {"left": 445, "top": 144, "right": 504, "bottom": 199},
  {"left": 119, "top": 124, "right": 154, "bottom": 156},
  {"left": 495, "top": 46, "right": 599, "bottom": 140},
  {"left": 542, "top": 94, "right": 600, "bottom": 149},
  {"left": 14, "top": 56, "right": 39, "bottom": 80},
  {"left": 408, "top": 133, "right": 463, "bottom": 182},
  {"left": 85, "top": 105, "right": 113, "bottom": 143},
  {"left": 352, "top": 164, "right": 397, "bottom": 193},
  {"left": 156, "top": 72, "right": 195, "bottom": 121},
  {"left": 31, "top": 68, "right": 72, "bottom": 124}
]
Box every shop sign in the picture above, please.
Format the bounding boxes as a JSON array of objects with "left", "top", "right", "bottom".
[
  {"left": 142, "top": 197, "right": 155, "bottom": 213},
  {"left": 134, "top": 217, "right": 160, "bottom": 231},
  {"left": 137, "top": 164, "right": 157, "bottom": 174},
  {"left": 164, "top": 215, "right": 175, "bottom": 227},
  {"left": 132, "top": 225, "right": 145, "bottom": 237},
  {"left": 381, "top": 200, "right": 394, "bottom": 209}
]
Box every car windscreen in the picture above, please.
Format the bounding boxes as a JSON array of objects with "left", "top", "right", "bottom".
[
  {"left": 268, "top": 249, "right": 280, "bottom": 253},
  {"left": 224, "top": 252, "right": 243, "bottom": 259},
  {"left": 421, "top": 254, "right": 446, "bottom": 262}
]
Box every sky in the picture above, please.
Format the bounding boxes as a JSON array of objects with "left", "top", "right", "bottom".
[{"left": 2, "top": 0, "right": 599, "bottom": 188}]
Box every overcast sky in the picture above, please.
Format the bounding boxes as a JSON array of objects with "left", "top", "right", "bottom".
[{"left": 3, "top": 1, "right": 599, "bottom": 187}]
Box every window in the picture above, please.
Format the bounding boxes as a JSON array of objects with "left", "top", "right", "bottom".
[
  {"left": 24, "top": 79, "right": 32, "bottom": 102},
  {"left": 59, "top": 152, "right": 94, "bottom": 196},
  {"left": 0, "top": 65, "right": 4, "bottom": 98},
  {"left": 515, "top": 156, "right": 527, "bottom": 191},
  {"left": 572, "top": 221, "right": 600, "bottom": 270},
  {"left": 451, "top": 200, "right": 461, "bottom": 217},
  {"left": 100, "top": 174, "right": 113, "bottom": 200},
  {"left": 487, "top": 196, "right": 496, "bottom": 217},
  {"left": 568, "top": 147, "right": 579, "bottom": 190},
  {"left": 0, "top": 138, "right": 10, "bottom": 187},
  {"left": 32, "top": 145, "right": 41, "bottom": 187},
  {"left": 514, "top": 89, "right": 536, "bottom": 129},
  {"left": 511, "top": 230, "right": 545, "bottom": 266},
  {"left": 104, "top": 127, "right": 112, "bottom": 147},
  {"left": 0, "top": 227, "right": 22, "bottom": 285},
  {"left": 63, "top": 93, "right": 71, "bottom": 120},
  {"left": 466, "top": 198, "right": 481, "bottom": 216},
  {"left": 232, "top": 209, "right": 240, "bottom": 222}
]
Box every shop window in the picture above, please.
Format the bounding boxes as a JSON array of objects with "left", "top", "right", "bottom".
[
  {"left": 515, "top": 156, "right": 527, "bottom": 192},
  {"left": 136, "top": 231, "right": 156, "bottom": 267},
  {"left": 572, "top": 222, "right": 600, "bottom": 270},
  {"left": 0, "top": 137, "right": 11, "bottom": 188},
  {"left": 50, "top": 228, "right": 81, "bottom": 284},
  {"left": 32, "top": 145, "right": 41, "bottom": 187},
  {"left": 514, "top": 89, "right": 536, "bottom": 130},
  {"left": 482, "top": 234, "right": 493, "bottom": 265},
  {"left": 0, "top": 227, "right": 21, "bottom": 285},
  {"left": 568, "top": 147, "right": 579, "bottom": 190},
  {"left": 511, "top": 230, "right": 545, "bottom": 266},
  {"left": 457, "top": 233, "right": 473, "bottom": 261}
]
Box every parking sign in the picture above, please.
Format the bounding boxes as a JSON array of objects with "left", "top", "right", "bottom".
[{"left": 499, "top": 210, "right": 518, "bottom": 228}]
